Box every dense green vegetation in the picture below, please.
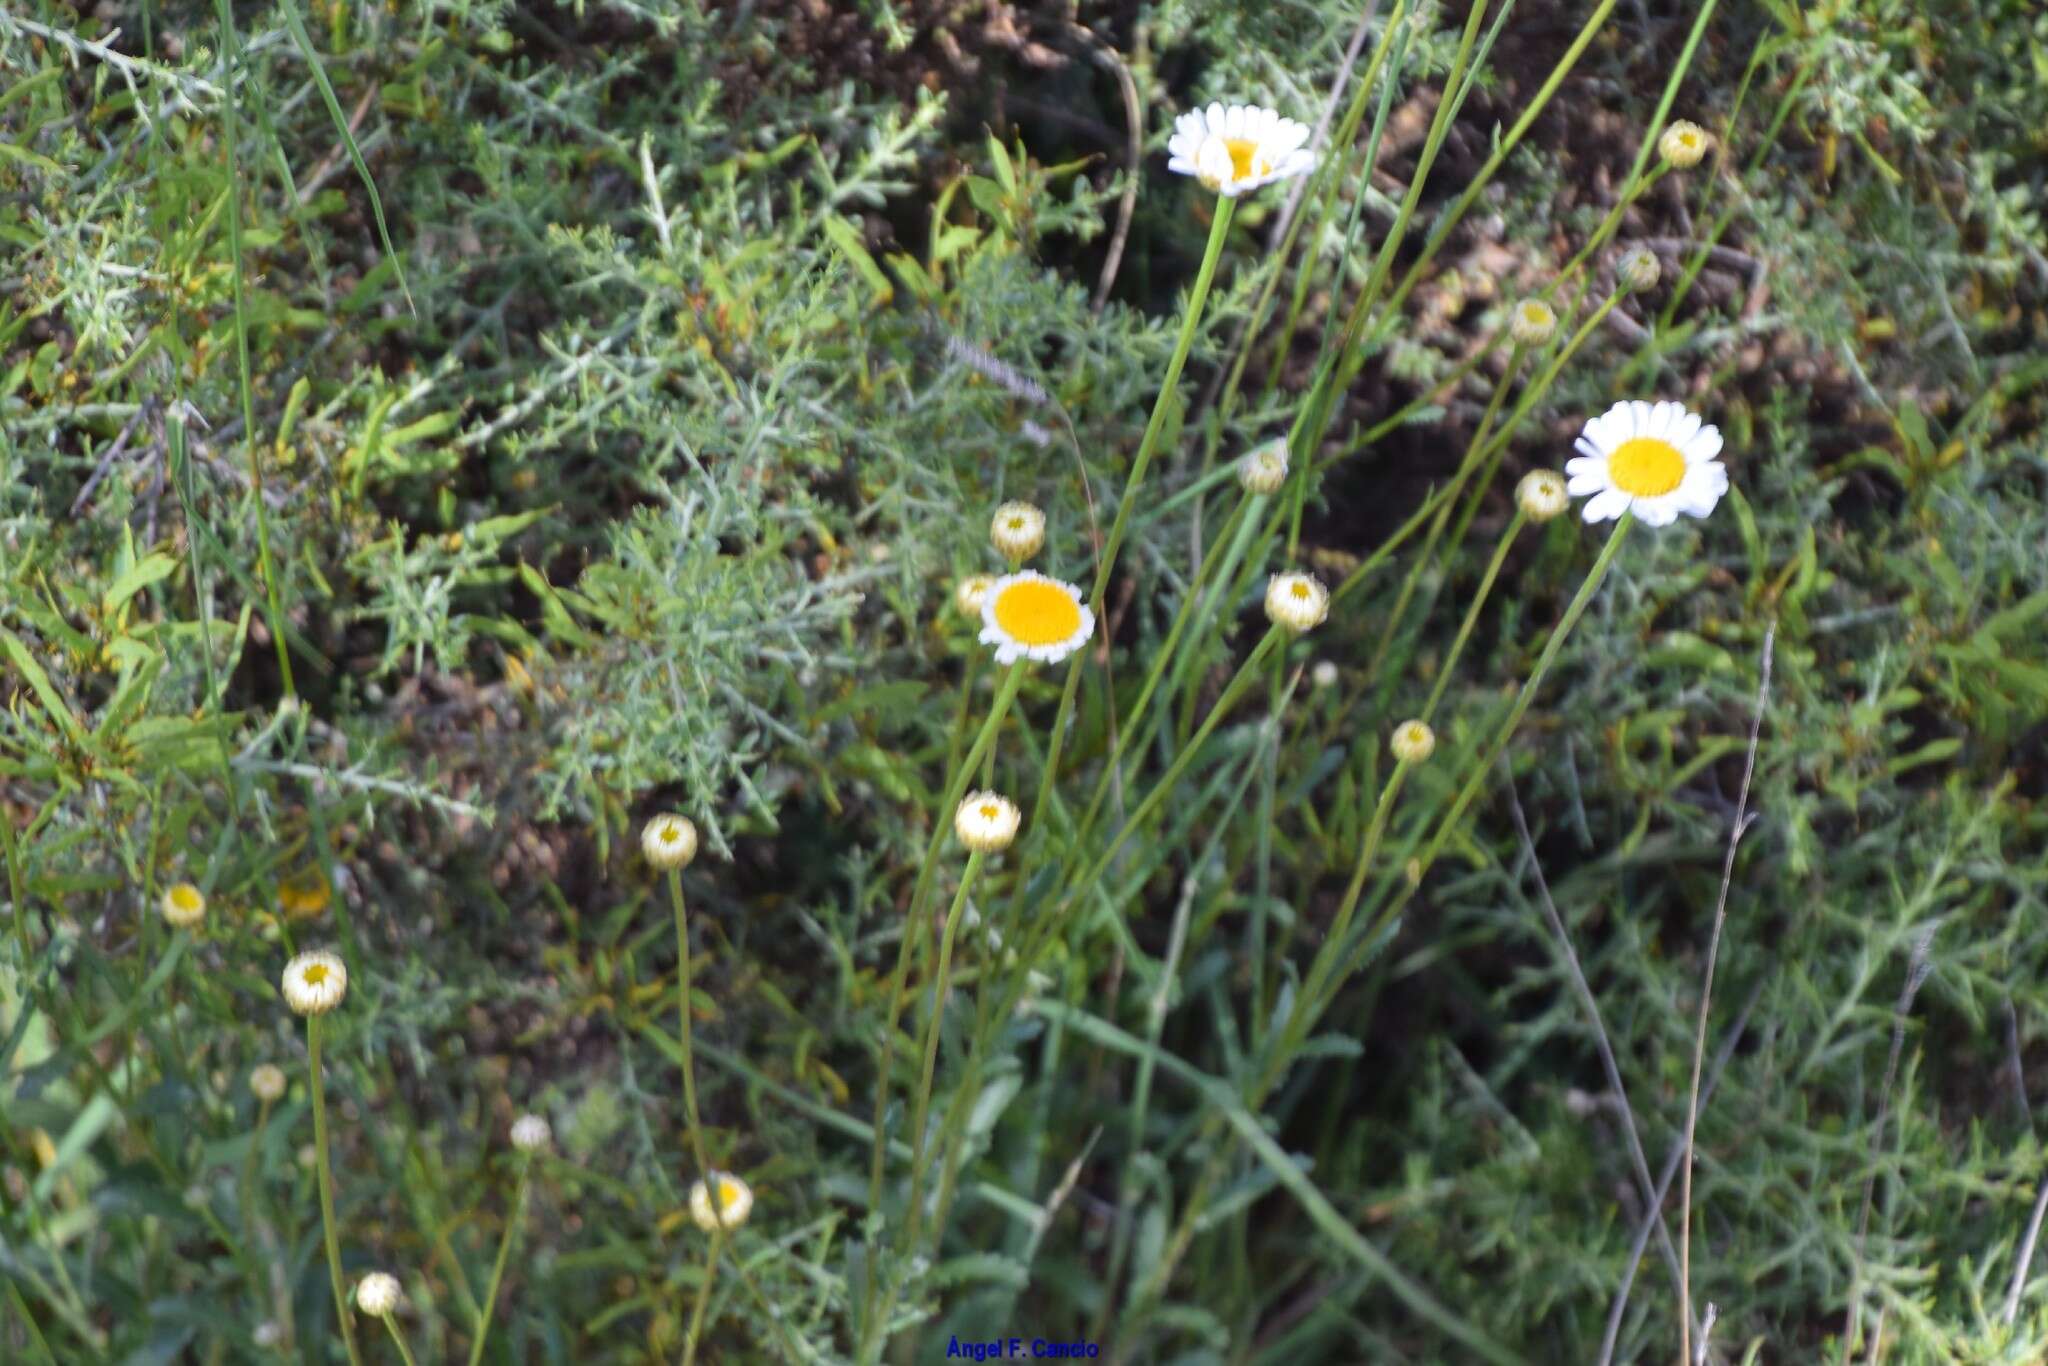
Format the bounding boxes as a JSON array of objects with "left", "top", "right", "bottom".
[{"left": 4, "top": 0, "right": 2048, "bottom": 1361}]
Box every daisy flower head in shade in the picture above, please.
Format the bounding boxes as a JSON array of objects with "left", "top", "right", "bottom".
[
  {"left": 689, "top": 1171, "right": 754, "bottom": 1232},
  {"left": 511, "top": 1113, "right": 552, "bottom": 1154},
  {"left": 280, "top": 949, "right": 348, "bottom": 1016},
  {"left": 354, "top": 1271, "right": 402, "bottom": 1317},
  {"left": 249, "top": 1063, "right": 288, "bottom": 1102},
  {"left": 1567, "top": 400, "right": 1728, "bottom": 527},
  {"left": 980, "top": 570, "right": 1095, "bottom": 665},
  {"left": 1168, "top": 102, "right": 1315, "bottom": 197}
]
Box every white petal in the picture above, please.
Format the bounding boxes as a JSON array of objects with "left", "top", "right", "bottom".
[
  {"left": 1633, "top": 494, "right": 1681, "bottom": 527},
  {"left": 1582, "top": 487, "right": 1631, "bottom": 522},
  {"left": 1573, "top": 434, "right": 1606, "bottom": 461},
  {"left": 1670, "top": 409, "right": 1703, "bottom": 446},
  {"left": 1205, "top": 102, "right": 1227, "bottom": 137},
  {"left": 1688, "top": 425, "right": 1723, "bottom": 462},
  {"left": 1628, "top": 399, "right": 1654, "bottom": 432}
]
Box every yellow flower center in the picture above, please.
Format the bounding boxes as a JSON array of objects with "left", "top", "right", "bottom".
[
  {"left": 1607, "top": 436, "right": 1686, "bottom": 497},
  {"left": 991, "top": 580, "right": 1082, "bottom": 647},
  {"left": 1680, "top": 131, "right": 1700, "bottom": 149},
  {"left": 1289, "top": 582, "right": 1311, "bottom": 600},
  {"left": 1007, "top": 517, "right": 1025, "bottom": 530},
  {"left": 979, "top": 804, "right": 999, "bottom": 820},
  {"left": 660, "top": 825, "right": 679, "bottom": 843},
  {"left": 280, "top": 870, "right": 330, "bottom": 915},
  {"left": 170, "top": 886, "right": 201, "bottom": 912},
  {"left": 302, "top": 963, "right": 330, "bottom": 986},
  {"left": 1224, "top": 138, "right": 1268, "bottom": 183},
  {"left": 1522, "top": 303, "right": 1551, "bottom": 324}
]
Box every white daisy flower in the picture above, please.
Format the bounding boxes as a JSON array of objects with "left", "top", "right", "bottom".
[
  {"left": 980, "top": 571, "right": 1095, "bottom": 665},
  {"left": 280, "top": 949, "right": 348, "bottom": 1016},
  {"left": 954, "top": 791, "right": 1021, "bottom": 854},
  {"left": 1264, "top": 572, "right": 1329, "bottom": 633},
  {"left": 990, "top": 501, "right": 1046, "bottom": 564},
  {"left": 1167, "top": 102, "right": 1315, "bottom": 198},
  {"left": 642, "top": 813, "right": 698, "bottom": 871},
  {"left": 1565, "top": 400, "right": 1728, "bottom": 527},
  {"left": 689, "top": 1171, "right": 754, "bottom": 1232}
]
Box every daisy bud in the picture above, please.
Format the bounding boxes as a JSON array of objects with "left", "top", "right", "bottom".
[
  {"left": 354, "top": 1271, "right": 402, "bottom": 1317},
  {"left": 642, "top": 813, "right": 698, "bottom": 871},
  {"left": 954, "top": 574, "right": 997, "bottom": 618},
  {"left": 160, "top": 882, "right": 206, "bottom": 928},
  {"left": 511, "top": 1114, "right": 552, "bottom": 1154},
  {"left": 1264, "top": 573, "right": 1330, "bottom": 634},
  {"left": 1618, "top": 247, "right": 1660, "bottom": 293},
  {"left": 954, "top": 791, "right": 1021, "bottom": 854},
  {"left": 249, "top": 1064, "right": 287, "bottom": 1102},
  {"left": 1236, "top": 438, "right": 1290, "bottom": 495},
  {"left": 1390, "top": 720, "right": 1436, "bottom": 764},
  {"left": 1516, "top": 470, "right": 1570, "bottom": 522},
  {"left": 689, "top": 1171, "right": 754, "bottom": 1232},
  {"left": 280, "top": 949, "right": 348, "bottom": 1016},
  {"left": 1659, "top": 120, "right": 1710, "bottom": 169},
  {"left": 1508, "top": 299, "right": 1557, "bottom": 347},
  {"left": 253, "top": 1321, "right": 286, "bottom": 1349},
  {"left": 990, "top": 501, "right": 1045, "bottom": 564},
  {"left": 1311, "top": 660, "right": 1339, "bottom": 690}
]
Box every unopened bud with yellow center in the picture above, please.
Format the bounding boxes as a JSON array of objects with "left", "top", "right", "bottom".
[
  {"left": 1619, "top": 247, "right": 1660, "bottom": 292},
  {"left": 1509, "top": 298, "right": 1557, "bottom": 347},
  {"left": 689, "top": 1171, "right": 754, "bottom": 1231},
  {"left": 990, "top": 501, "right": 1045, "bottom": 564},
  {"left": 160, "top": 882, "right": 206, "bottom": 928},
  {"left": 642, "top": 813, "right": 698, "bottom": 871},
  {"left": 1516, "top": 470, "right": 1569, "bottom": 522},
  {"left": 1264, "top": 573, "right": 1329, "bottom": 633},
  {"left": 954, "top": 574, "right": 997, "bottom": 618},
  {"left": 1389, "top": 720, "right": 1436, "bottom": 764},
  {"left": 1659, "top": 120, "right": 1710, "bottom": 169},
  {"left": 1237, "top": 438, "right": 1290, "bottom": 495},
  {"left": 954, "top": 791, "right": 1021, "bottom": 854}
]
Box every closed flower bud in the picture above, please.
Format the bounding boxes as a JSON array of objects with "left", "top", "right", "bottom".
[
  {"left": 160, "top": 882, "right": 206, "bottom": 928},
  {"left": 642, "top": 813, "right": 698, "bottom": 871},
  {"left": 249, "top": 1064, "right": 287, "bottom": 1102},
  {"left": 1659, "top": 120, "right": 1710, "bottom": 169},
  {"left": 354, "top": 1271, "right": 402, "bottom": 1317},
  {"left": 689, "top": 1172, "right": 754, "bottom": 1231},
  {"left": 990, "top": 501, "right": 1045, "bottom": 564},
  {"left": 280, "top": 949, "right": 348, "bottom": 1016},
  {"left": 1236, "top": 438, "right": 1290, "bottom": 495},
  {"left": 1509, "top": 298, "right": 1557, "bottom": 347},
  {"left": 511, "top": 1114, "right": 552, "bottom": 1153},
  {"left": 1619, "top": 246, "right": 1660, "bottom": 292},
  {"left": 1264, "top": 573, "right": 1329, "bottom": 633},
  {"left": 954, "top": 574, "right": 996, "bottom": 618},
  {"left": 1516, "top": 470, "right": 1570, "bottom": 522},
  {"left": 1390, "top": 720, "right": 1436, "bottom": 763},
  {"left": 954, "top": 791, "right": 1021, "bottom": 854}
]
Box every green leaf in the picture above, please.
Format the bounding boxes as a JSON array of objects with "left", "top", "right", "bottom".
[
  {"left": 100, "top": 552, "right": 178, "bottom": 619},
  {"left": 821, "top": 214, "right": 894, "bottom": 305}
]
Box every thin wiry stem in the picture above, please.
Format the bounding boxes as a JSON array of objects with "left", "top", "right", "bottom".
[
  {"left": 308, "top": 1016, "right": 363, "bottom": 1366},
  {"left": 1679, "top": 624, "right": 1773, "bottom": 1366},
  {"left": 1506, "top": 774, "right": 1698, "bottom": 1343},
  {"left": 1600, "top": 980, "right": 1767, "bottom": 1366}
]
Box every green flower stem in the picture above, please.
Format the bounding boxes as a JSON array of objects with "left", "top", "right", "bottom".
[
  {"left": 681, "top": 1227, "right": 726, "bottom": 1366},
  {"left": 1420, "top": 508, "right": 1529, "bottom": 725},
  {"left": 1277, "top": 756, "right": 1413, "bottom": 1065},
  {"left": 1132, "top": 517, "right": 1633, "bottom": 1324},
  {"left": 1059, "top": 628, "right": 1284, "bottom": 918},
  {"left": 1088, "top": 194, "right": 1235, "bottom": 614},
  {"left": 380, "top": 1317, "right": 420, "bottom": 1366},
  {"left": 1359, "top": 344, "right": 1526, "bottom": 689},
  {"left": 901, "top": 850, "right": 988, "bottom": 1252},
  {"left": 307, "top": 1016, "right": 363, "bottom": 1366},
  {"left": 858, "top": 660, "right": 1026, "bottom": 1355},
  {"left": 465, "top": 1157, "right": 533, "bottom": 1366},
  {"left": 1070, "top": 495, "right": 1257, "bottom": 852},
  {"left": 667, "top": 868, "right": 712, "bottom": 1185}
]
